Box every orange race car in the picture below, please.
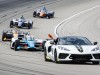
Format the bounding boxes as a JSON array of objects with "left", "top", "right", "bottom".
[{"left": 33, "top": 7, "right": 54, "bottom": 19}]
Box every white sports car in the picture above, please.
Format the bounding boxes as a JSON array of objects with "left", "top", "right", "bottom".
[{"left": 44, "top": 35, "right": 100, "bottom": 64}]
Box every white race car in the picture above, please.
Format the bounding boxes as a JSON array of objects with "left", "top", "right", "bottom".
[
  {"left": 44, "top": 35, "right": 100, "bottom": 64},
  {"left": 10, "top": 16, "right": 33, "bottom": 29}
]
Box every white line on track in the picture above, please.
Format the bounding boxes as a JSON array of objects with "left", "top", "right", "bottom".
[{"left": 54, "top": 5, "right": 100, "bottom": 37}]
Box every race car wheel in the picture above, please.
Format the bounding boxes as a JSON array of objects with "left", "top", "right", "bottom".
[
  {"left": 44, "top": 48, "right": 49, "bottom": 61},
  {"left": 54, "top": 50, "right": 58, "bottom": 63},
  {"left": 47, "top": 14, "right": 50, "bottom": 19},
  {"left": 2, "top": 33, "right": 6, "bottom": 41},
  {"left": 28, "top": 23, "right": 32, "bottom": 29},
  {"left": 92, "top": 61, "right": 99, "bottom": 65},
  {"left": 10, "top": 21, "right": 13, "bottom": 28},
  {"left": 14, "top": 40, "right": 20, "bottom": 51},
  {"left": 52, "top": 12, "right": 54, "bottom": 17},
  {"left": 33, "top": 11, "right": 36, "bottom": 17}
]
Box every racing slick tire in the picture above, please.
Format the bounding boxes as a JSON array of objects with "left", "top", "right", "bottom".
[
  {"left": 10, "top": 21, "right": 14, "bottom": 28},
  {"left": 54, "top": 50, "right": 59, "bottom": 63},
  {"left": 33, "top": 11, "right": 36, "bottom": 17},
  {"left": 92, "top": 61, "right": 99, "bottom": 65},
  {"left": 2, "top": 33, "right": 6, "bottom": 41},
  {"left": 28, "top": 23, "right": 32, "bottom": 29},
  {"left": 44, "top": 48, "right": 49, "bottom": 61},
  {"left": 14, "top": 40, "right": 20, "bottom": 51},
  {"left": 52, "top": 12, "right": 54, "bottom": 18},
  {"left": 47, "top": 14, "right": 50, "bottom": 19}
]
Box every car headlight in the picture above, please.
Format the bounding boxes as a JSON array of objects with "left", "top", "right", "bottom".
[
  {"left": 91, "top": 47, "right": 99, "bottom": 51},
  {"left": 58, "top": 46, "right": 70, "bottom": 51}
]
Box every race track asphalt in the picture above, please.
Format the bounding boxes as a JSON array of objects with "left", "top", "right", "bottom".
[{"left": 0, "top": 0, "right": 100, "bottom": 75}]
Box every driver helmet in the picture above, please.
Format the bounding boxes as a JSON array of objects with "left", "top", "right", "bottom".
[{"left": 21, "top": 15, "right": 25, "bottom": 19}]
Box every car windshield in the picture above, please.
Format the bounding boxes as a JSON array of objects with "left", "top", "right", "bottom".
[{"left": 58, "top": 37, "right": 92, "bottom": 45}]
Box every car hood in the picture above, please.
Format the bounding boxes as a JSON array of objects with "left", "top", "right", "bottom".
[{"left": 57, "top": 45, "right": 100, "bottom": 54}]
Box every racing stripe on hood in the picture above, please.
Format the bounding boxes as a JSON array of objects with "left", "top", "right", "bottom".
[{"left": 75, "top": 45, "right": 83, "bottom": 53}]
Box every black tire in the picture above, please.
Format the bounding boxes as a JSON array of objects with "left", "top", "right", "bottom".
[
  {"left": 54, "top": 50, "right": 58, "bottom": 63},
  {"left": 14, "top": 40, "right": 20, "bottom": 51},
  {"left": 52, "top": 12, "right": 54, "bottom": 18},
  {"left": 47, "top": 14, "right": 50, "bottom": 19},
  {"left": 28, "top": 23, "right": 31, "bottom": 29},
  {"left": 2, "top": 33, "right": 6, "bottom": 41},
  {"left": 42, "top": 41, "right": 46, "bottom": 51},
  {"left": 31, "top": 22, "right": 33, "bottom": 28},
  {"left": 44, "top": 48, "right": 49, "bottom": 61},
  {"left": 28, "top": 23, "right": 32, "bottom": 29},
  {"left": 92, "top": 61, "right": 99, "bottom": 65},
  {"left": 33, "top": 11, "right": 36, "bottom": 17},
  {"left": 10, "top": 21, "right": 13, "bottom": 28}
]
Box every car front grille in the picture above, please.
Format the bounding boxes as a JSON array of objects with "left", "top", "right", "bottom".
[{"left": 69, "top": 54, "right": 92, "bottom": 60}]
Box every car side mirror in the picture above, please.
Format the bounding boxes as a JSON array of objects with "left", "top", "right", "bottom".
[{"left": 94, "top": 42, "right": 98, "bottom": 45}]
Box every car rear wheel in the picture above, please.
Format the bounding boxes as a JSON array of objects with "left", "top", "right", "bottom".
[
  {"left": 47, "top": 14, "right": 51, "bottom": 19},
  {"left": 14, "top": 40, "right": 20, "bottom": 51},
  {"left": 28, "top": 23, "right": 32, "bottom": 29},
  {"left": 52, "top": 12, "right": 54, "bottom": 17},
  {"left": 10, "top": 21, "right": 13, "bottom": 28},
  {"left": 92, "top": 61, "right": 99, "bottom": 65},
  {"left": 2, "top": 33, "right": 6, "bottom": 41},
  {"left": 33, "top": 11, "right": 36, "bottom": 17}
]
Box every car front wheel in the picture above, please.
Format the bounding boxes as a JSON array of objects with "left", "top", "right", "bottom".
[
  {"left": 54, "top": 50, "right": 58, "bottom": 63},
  {"left": 33, "top": 11, "right": 36, "bottom": 17},
  {"left": 10, "top": 21, "right": 13, "bottom": 28},
  {"left": 44, "top": 48, "right": 49, "bottom": 61},
  {"left": 2, "top": 33, "right": 6, "bottom": 41},
  {"left": 14, "top": 40, "right": 20, "bottom": 51}
]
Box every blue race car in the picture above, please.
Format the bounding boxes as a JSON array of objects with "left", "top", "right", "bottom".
[{"left": 10, "top": 33, "right": 43, "bottom": 51}]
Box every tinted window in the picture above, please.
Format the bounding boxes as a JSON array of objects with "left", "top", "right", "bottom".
[{"left": 58, "top": 37, "right": 92, "bottom": 45}]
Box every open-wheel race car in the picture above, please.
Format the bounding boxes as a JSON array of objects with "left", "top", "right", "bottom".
[
  {"left": 44, "top": 34, "right": 100, "bottom": 64},
  {"left": 2, "top": 30, "right": 13, "bottom": 41},
  {"left": 10, "top": 16, "right": 33, "bottom": 29},
  {"left": 2, "top": 29, "right": 24, "bottom": 41},
  {"left": 10, "top": 31, "right": 44, "bottom": 51},
  {"left": 33, "top": 7, "right": 54, "bottom": 19}
]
